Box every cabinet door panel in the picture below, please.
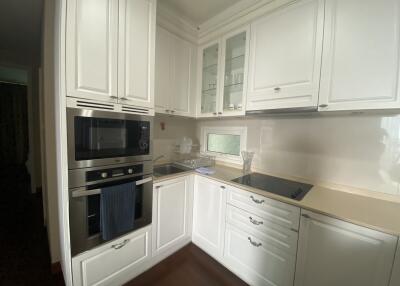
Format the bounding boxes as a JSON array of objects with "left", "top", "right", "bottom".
[
  {"left": 247, "top": 0, "right": 323, "bottom": 110},
  {"left": 295, "top": 210, "right": 397, "bottom": 286},
  {"left": 224, "top": 224, "right": 296, "bottom": 286},
  {"left": 390, "top": 241, "right": 400, "bottom": 286},
  {"left": 192, "top": 176, "right": 226, "bottom": 260},
  {"left": 155, "top": 26, "right": 171, "bottom": 113},
  {"left": 66, "top": 0, "right": 118, "bottom": 102},
  {"left": 171, "top": 35, "right": 194, "bottom": 116},
  {"left": 154, "top": 176, "right": 192, "bottom": 255},
  {"left": 118, "top": 0, "right": 156, "bottom": 108},
  {"left": 319, "top": 0, "right": 400, "bottom": 111}
]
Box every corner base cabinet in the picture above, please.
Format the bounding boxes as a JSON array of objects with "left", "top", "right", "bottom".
[
  {"left": 192, "top": 176, "right": 227, "bottom": 261},
  {"left": 295, "top": 210, "right": 398, "bottom": 286},
  {"left": 72, "top": 226, "right": 151, "bottom": 286}
]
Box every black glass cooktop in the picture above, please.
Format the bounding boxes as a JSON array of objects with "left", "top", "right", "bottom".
[{"left": 232, "top": 173, "right": 313, "bottom": 201}]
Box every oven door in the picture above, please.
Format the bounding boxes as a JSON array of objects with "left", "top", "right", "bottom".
[
  {"left": 69, "top": 174, "right": 153, "bottom": 256},
  {"left": 67, "top": 108, "right": 153, "bottom": 169}
]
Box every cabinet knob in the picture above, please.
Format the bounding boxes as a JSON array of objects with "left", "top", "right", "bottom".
[
  {"left": 319, "top": 104, "right": 328, "bottom": 108},
  {"left": 250, "top": 195, "right": 264, "bottom": 204},
  {"left": 170, "top": 110, "right": 175, "bottom": 113},
  {"left": 274, "top": 87, "right": 281, "bottom": 92},
  {"left": 220, "top": 186, "right": 226, "bottom": 189},
  {"left": 218, "top": 112, "right": 222, "bottom": 115},
  {"left": 213, "top": 112, "right": 217, "bottom": 115},
  {"left": 110, "top": 95, "right": 118, "bottom": 99},
  {"left": 248, "top": 237, "right": 262, "bottom": 247},
  {"left": 120, "top": 97, "right": 128, "bottom": 101},
  {"left": 111, "top": 239, "right": 130, "bottom": 250},
  {"left": 302, "top": 213, "right": 311, "bottom": 219},
  {"left": 165, "top": 109, "right": 170, "bottom": 113}
]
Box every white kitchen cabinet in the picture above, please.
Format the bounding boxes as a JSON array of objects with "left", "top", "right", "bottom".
[
  {"left": 155, "top": 26, "right": 197, "bottom": 117},
  {"left": 197, "top": 26, "right": 249, "bottom": 118},
  {"left": 117, "top": 0, "right": 156, "bottom": 109},
  {"left": 66, "top": 0, "right": 156, "bottom": 110},
  {"left": 72, "top": 226, "right": 151, "bottom": 286},
  {"left": 152, "top": 176, "right": 193, "bottom": 259},
  {"left": 390, "top": 240, "right": 400, "bottom": 286},
  {"left": 224, "top": 224, "right": 296, "bottom": 286},
  {"left": 295, "top": 210, "right": 398, "bottom": 286},
  {"left": 66, "top": 0, "right": 119, "bottom": 103},
  {"left": 192, "top": 175, "right": 227, "bottom": 261},
  {"left": 246, "top": 0, "right": 324, "bottom": 112},
  {"left": 319, "top": 0, "right": 400, "bottom": 111}
]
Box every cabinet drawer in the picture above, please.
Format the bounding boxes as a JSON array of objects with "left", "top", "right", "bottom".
[
  {"left": 72, "top": 226, "right": 151, "bottom": 286},
  {"left": 224, "top": 224, "right": 296, "bottom": 286},
  {"left": 227, "top": 186, "right": 300, "bottom": 230},
  {"left": 226, "top": 205, "right": 298, "bottom": 255}
]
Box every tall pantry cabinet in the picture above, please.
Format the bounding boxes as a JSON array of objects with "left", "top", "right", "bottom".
[{"left": 66, "top": 0, "right": 156, "bottom": 110}]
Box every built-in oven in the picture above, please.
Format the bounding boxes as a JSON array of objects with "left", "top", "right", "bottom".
[
  {"left": 68, "top": 161, "right": 153, "bottom": 256},
  {"left": 67, "top": 108, "right": 153, "bottom": 169}
]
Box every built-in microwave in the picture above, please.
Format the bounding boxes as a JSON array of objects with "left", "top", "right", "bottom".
[{"left": 67, "top": 108, "right": 153, "bottom": 169}]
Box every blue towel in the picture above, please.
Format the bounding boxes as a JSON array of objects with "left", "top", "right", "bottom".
[{"left": 100, "top": 182, "right": 136, "bottom": 241}]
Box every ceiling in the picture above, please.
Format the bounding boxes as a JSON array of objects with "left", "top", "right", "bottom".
[
  {"left": 0, "top": 0, "right": 43, "bottom": 64},
  {"left": 160, "top": 0, "right": 242, "bottom": 26}
]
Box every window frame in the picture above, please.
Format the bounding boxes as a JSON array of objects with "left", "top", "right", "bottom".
[{"left": 200, "top": 126, "right": 247, "bottom": 164}]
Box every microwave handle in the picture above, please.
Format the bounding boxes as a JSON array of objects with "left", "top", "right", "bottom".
[{"left": 72, "top": 177, "right": 153, "bottom": 198}]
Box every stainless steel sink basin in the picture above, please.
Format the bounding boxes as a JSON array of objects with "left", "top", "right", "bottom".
[{"left": 153, "top": 164, "right": 190, "bottom": 176}]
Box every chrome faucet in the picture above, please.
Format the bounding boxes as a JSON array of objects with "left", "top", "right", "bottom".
[{"left": 153, "top": 155, "right": 165, "bottom": 164}]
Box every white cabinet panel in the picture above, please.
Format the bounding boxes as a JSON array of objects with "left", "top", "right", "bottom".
[
  {"left": 247, "top": 0, "right": 324, "bottom": 111},
  {"left": 118, "top": 0, "right": 156, "bottom": 108},
  {"left": 227, "top": 185, "right": 300, "bottom": 230},
  {"left": 152, "top": 176, "right": 193, "bottom": 257},
  {"left": 154, "top": 26, "right": 196, "bottom": 117},
  {"left": 170, "top": 34, "right": 195, "bottom": 116},
  {"left": 155, "top": 26, "right": 172, "bottom": 113},
  {"left": 226, "top": 205, "right": 298, "bottom": 256},
  {"left": 390, "top": 240, "right": 400, "bottom": 286},
  {"left": 66, "top": 0, "right": 119, "bottom": 103},
  {"left": 224, "top": 224, "right": 296, "bottom": 286},
  {"left": 319, "top": 0, "right": 400, "bottom": 111},
  {"left": 295, "top": 210, "right": 397, "bottom": 286},
  {"left": 192, "top": 176, "right": 226, "bottom": 260},
  {"left": 72, "top": 226, "right": 151, "bottom": 286}
]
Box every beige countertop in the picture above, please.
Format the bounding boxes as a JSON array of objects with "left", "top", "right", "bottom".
[{"left": 154, "top": 165, "right": 400, "bottom": 237}]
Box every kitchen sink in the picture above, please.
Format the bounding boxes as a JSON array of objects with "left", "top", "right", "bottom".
[{"left": 153, "top": 164, "right": 190, "bottom": 176}]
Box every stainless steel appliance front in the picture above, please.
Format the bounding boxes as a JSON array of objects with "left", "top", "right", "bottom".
[
  {"left": 67, "top": 108, "right": 153, "bottom": 169},
  {"left": 68, "top": 161, "right": 153, "bottom": 256}
]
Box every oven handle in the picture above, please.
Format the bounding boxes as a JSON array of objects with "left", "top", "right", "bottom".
[{"left": 71, "top": 177, "right": 153, "bottom": 198}]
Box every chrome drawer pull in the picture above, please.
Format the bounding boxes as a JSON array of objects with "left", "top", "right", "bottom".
[
  {"left": 248, "top": 237, "right": 262, "bottom": 247},
  {"left": 111, "top": 239, "right": 130, "bottom": 250},
  {"left": 249, "top": 216, "right": 263, "bottom": 226},
  {"left": 250, "top": 195, "right": 265, "bottom": 204}
]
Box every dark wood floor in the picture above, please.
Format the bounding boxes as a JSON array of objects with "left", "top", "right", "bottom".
[{"left": 125, "top": 243, "right": 248, "bottom": 286}]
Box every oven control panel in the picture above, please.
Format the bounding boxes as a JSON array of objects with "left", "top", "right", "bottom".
[{"left": 86, "top": 164, "right": 144, "bottom": 182}]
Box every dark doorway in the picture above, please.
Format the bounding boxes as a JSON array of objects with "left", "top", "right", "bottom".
[{"left": 0, "top": 82, "right": 64, "bottom": 285}]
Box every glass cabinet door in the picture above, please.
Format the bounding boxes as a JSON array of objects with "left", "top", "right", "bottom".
[
  {"left": 200, "top": 43, "right": 219, "bottom": 115},
  {"left": 222, "top": 31, "right": 247, "bottom": 113}
]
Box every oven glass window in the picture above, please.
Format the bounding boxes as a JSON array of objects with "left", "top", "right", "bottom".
[
  {"left": 74, "top": 117, "right": 150, "bottom": 160},
  {"left": 86, "top": 183, "right": 145, "bottom": 238}
]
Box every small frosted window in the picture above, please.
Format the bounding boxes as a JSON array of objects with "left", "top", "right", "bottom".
[{"left": 207, "top": 134, "right": 240, "bottom": 156}]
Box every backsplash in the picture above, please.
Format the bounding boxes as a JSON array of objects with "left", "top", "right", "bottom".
[
  {"left": 153, "top": 114, "right": 197, "bottom": 162},
  {"left": 196, "top": 113, "right": 400, "bottom": 196}
]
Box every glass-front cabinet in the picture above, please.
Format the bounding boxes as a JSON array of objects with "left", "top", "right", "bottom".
[{"left": 197, "top": 27, "right": 249, "bottom": 117}]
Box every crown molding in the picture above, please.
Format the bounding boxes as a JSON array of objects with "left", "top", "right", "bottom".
[
  {"left": 197, "top": 0, "right": 295, "bottom": 44},
  {"left": 157, "top": 2, "right": 199, "bottom": 44}
]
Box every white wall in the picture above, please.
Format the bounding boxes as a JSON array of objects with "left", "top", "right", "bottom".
[
  {"left": 154, "top": 114, "right": 197, "bottom": 162},
  {"left": 196, "top": 113, "right": 400, "bottom": 196}
]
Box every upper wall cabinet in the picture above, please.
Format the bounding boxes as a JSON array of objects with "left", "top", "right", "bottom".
[
  {"left": 155, "top": 26, "right": 197, "bottom": 117},
  {"left": 66, "top": 0, "right": 156, "bottom": 110},
  {"left": 197, "top": 27, "right": 250, "bottom": 118},
  {"left": 318, "top": 0, "right": 400, "bottom": 111},
  {"left": 246, "top": 0, "right": 324, "bottom": 112}
]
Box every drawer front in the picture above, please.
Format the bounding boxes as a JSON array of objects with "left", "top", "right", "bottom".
[
  {"left": 226, "top": 205, "right": 298, "bottom": 255},
  {"left": 74, "top": 227, "right": 151, "bottom": 286},
  {"left": 227, "top": 186, "right": 300, "bottom": 230},
  {"left": 224, "top": 224, "right": 296, "bottom": 286}
]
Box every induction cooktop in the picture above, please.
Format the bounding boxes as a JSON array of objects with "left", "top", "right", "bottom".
[{"left": 232, "top": 173, "right": 313, "bottom": 201}]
